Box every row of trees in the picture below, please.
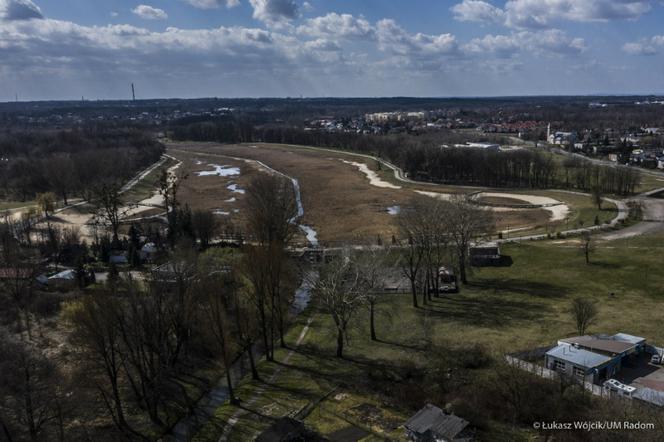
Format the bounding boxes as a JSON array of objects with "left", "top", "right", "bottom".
[
  {"left": 170, "top": 119, "right": 641, "bottom": 195},
  {"left": 0, "top": 128, "right": 164, "bottom": 203}
]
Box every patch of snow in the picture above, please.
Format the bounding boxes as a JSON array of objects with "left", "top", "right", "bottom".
[
  {"left": 227, "top": 184, "right": 246, "bottom": 194},
  {"left": 196, "top": 164, "right": 241, "bottom": 177},
  {"left": 213, "top": 210, "right": 230, "bottom": 216},
  {"left": 340, "top": 160, "right": 401, "bottom": 189},
  {"left": 387, "top": 206, "right": 401, "bottom": 215},
  {"left": 415, "top": 190, "right": 454, "bottom": 200},
  {"left": 225, "top": 197, "right": 237, "bottom": 203}
]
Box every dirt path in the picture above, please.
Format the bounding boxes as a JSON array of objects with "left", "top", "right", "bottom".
[{"left": 217, "top": 318, "right": 313, "bottom": 442}]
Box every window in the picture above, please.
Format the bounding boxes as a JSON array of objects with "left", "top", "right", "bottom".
[
  {"left": 573, "top": 366, "right": 585, "bottom": 379},
  {"left": 553, "top": 360, "right": 566, "bottom": 371}
]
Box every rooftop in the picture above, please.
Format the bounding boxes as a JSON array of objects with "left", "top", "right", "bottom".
[
  {"left": 404, "top": 404, "right": 469, "bottom": 441},
  {"left": 611, "top": 333, "right": 646, "bottom": 345},
  {"left": 560, "top": 335, "right": 636, "bottom": 355},
  {"left": 546, "top": 344, "right": 612, "bottom": 369}
]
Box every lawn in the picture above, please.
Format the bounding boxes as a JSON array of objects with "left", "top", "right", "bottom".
[{"left": 193, "top": 234, "right": 664, "bottom": 440}]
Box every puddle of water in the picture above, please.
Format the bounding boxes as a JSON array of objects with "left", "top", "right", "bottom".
[
  {"left": 387, "top": 205, "right": 401, "bottom": 215},
  {"left": 196, "top": 164, "right": 240, "bottom": 177}
]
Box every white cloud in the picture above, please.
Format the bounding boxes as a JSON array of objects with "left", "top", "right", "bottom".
[
  {"left": 451, "top": 0, "right": 505, "bottom": 24},
  {"left": 452, "top": 0, "right": 654, "bottom": 28},
  {"left": 132, "top": 5, "right": 168, "bottom": 20},
  {"left": 184, "top": 0, "right": 240, "bottom": 9},
  {"left": 0, "top": 0, "right": 43, "bottom": 21},
  {"left": 464, "top": 29, "right": 585, "bottom": 56},
  {"left": 623, "top": 36, "right": 664, "bottom": 55},
  {"left": 376, "top": 19, "right": 458, "bottom": 57},
  {"left": 505, "top": 0, "right": 652, "bottom": 28},
  {"left": 249, "top": 0, "right": 298, "bottom": 26},
  {"left": 110, "top": 11, "right": 119, "bottom": 18},
  {"left": 298, "top": 13, "right": 374, "bottom": 40}
]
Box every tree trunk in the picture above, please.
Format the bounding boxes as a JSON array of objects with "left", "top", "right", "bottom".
[
  {"left": 459, "top": 254, "right": 468, "bottom": 285},
  {"left": 226, "top": 368, "right": 239, "bottom": 405},
  {"left": 247, "top": 342, "right": 259, "bottom": 380},
  {"left": 410, "top": 279, "right": 418, "bottom": 308},
  {"left": 369, "top": 302, "right": 377, "bottom": 341},
  {"left": 258, "top": 304, "right": 272, "bottom": 362},
  {"left": 336, "top": 329, "right": 344, "bottom": 358}
]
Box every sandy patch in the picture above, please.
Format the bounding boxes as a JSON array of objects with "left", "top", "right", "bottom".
[
  {"left": 340, "top": 160, "right": 401, "bottom": 189},
  {"left": 474, "top": 192, "right": 570, "bottom": 222}
]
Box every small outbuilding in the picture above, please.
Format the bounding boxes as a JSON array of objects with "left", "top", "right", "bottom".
[
  {"left": 404, "top": 404, "right": 473, "bottom": 442},
  {"left": 469, "top": 242, "right": 501, "bottom": 266}
]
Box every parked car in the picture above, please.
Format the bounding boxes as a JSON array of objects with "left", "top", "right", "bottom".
[{"left": 651, "top": 354, "right": 662, "bottom": 364}]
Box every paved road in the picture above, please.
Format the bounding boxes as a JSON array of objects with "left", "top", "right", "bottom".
[{"left": 598, "top": 188, "right": 664, "bottom": 241}]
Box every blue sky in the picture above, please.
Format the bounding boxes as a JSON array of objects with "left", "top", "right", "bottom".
[{"left": 1, "top": 0, "right": 664, "bottom": 100}]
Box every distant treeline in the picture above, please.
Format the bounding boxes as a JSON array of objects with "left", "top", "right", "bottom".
[
  {"left": 0, "top": 127, "right": 164, "bottom": 202},
  {"left": 171, "top": 119, "right": 640, "bottom": 194}
]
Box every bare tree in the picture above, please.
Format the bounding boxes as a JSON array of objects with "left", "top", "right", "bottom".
[
  {"left": 44, "top": 155, "right": 76, "bottom": 206},
  {"left": 354, "top": 248, "right": 391, "bottom": 341},
  {"left": 245, "top": 174, "right": 299, "bottom": 247},
  {"left": 66, "top": 294, "right": 141, "bottom": 438},
  {"left": 0, "top": 228, "right": 40, "bottom": 340},
  {"left": 192, "top": 209, "right": 217, "bottom": 249},
  {"left": 314, "top": 250, "right": 364, "bottom": 358},
  {"left": 199, "top": 274, "right": 240, "bottom": 405},
  {"left": 0, "top": 333, "right": 61, "bottom": 441},
  {"left": 447, "top": 195, "right": 494, "bottom": 285},
  {"left": 36, "top": 192, "right": 57, "bottom": 218},
  {"left": 396, "top": 201, "right": 426, "bottom": 308},
  {"left": 90, "top": 183, "right": 123, "bottom": 244},
  {"left": 244, "top": 174, "right": 299, "bottom": 350},
  {"left": 571, "top": 297, "right": 597, "bottom": 335},
  {"left": 591, "top": 185, "right": 603, "bottom": 210},
  {"left": 580, "top": 231, "right": 595, "bottom": 265}
]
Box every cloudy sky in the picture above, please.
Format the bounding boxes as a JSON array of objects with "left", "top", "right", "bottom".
[{"left": 1, "top": 0, "right": 663, "bottom": 100}]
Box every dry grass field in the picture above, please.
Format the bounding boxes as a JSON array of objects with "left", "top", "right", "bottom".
[{"left": 167, "top": 142, "right": 613, "bottom": 244}]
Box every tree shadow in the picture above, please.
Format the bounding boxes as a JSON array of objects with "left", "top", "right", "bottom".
[
  {"left": 421, "top": 294, "right": 549, "bottom": 328},
  {"left": 466, "top": 278, "right": 570, "bottom": 298}
]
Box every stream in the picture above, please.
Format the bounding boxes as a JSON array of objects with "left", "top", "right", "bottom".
[{"left": 171, "top": 162, "right": 320, "bottom": 441}]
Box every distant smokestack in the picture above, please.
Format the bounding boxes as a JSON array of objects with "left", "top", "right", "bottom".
[{"left": 131, "top": 83, "right": 136, "bottom": 101}]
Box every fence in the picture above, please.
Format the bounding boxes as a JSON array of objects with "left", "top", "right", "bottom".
[{"left": 505, "top": 355, "right": 611, "bottom": 399}]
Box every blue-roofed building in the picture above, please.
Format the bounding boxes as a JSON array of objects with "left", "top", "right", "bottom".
[{"left": 545, "top": 343, "right": 619, "bottom": 384}]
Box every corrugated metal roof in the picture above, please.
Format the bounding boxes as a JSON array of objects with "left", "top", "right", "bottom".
[
  {"left": 546, "top": 344, "right": 612, "bottom": 369},
  {"left": 404, "top": 404, "right": 469, "bottom": 440}
]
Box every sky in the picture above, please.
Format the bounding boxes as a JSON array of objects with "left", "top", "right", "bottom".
[{"left": 1, "top": 0, "right": 664, "bottom": 100}]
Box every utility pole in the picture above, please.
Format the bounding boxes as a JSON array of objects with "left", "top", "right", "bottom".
[{"left": 131, "top": 83, "right": 136, "bottom": 101}]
